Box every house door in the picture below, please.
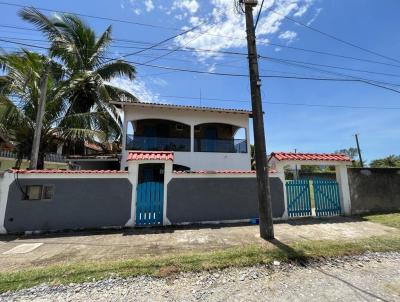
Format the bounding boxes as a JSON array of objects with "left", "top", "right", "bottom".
[{"left": 136, "top": 163, "right": 164, "bottom": 226}]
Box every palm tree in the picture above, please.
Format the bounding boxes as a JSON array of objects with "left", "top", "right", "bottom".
[
  {"left": 0, "top": 50, "right": 115, "bottom": 168},
  {"left": 19, "top": 8, "right": 138, "bottom": 154}
]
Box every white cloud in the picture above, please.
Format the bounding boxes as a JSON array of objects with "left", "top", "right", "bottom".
[
  {"left": 174, "top": 0, "right": 315, "bottom": 59},
  {"left": 144, "top": 0, "right": 155, "bottom": 12},
  {"left": 307, "top": 7, "right": 322, "bottom": 26},
  {"left": 278, "top": 30, "right": 297, "bottom": 43},
  {"left": 173, "top": 0, "right": 200, "bottom": 14},
  {"left": 109, "top": 77, "right": 161, "bottom": 103}
]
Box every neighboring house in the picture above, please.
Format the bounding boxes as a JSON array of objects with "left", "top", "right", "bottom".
[{"left": 112, "top": 101, "right": 252, "bottom": 171}]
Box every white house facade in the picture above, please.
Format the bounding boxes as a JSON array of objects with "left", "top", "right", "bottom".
[{"left": 113, "top": 102, "right": 253, "bottom": 171}]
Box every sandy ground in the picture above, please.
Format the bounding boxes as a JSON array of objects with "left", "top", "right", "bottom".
[{"left": 0, "top": 216, "right": 398, "bottom": 272}]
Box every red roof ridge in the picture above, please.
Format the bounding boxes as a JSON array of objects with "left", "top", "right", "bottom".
[
  {"left": 127, "top": 150, "right": 174, "bottom": 161},
  {"left": 270, "top": 152, "right": 351, "bottom": 162}
]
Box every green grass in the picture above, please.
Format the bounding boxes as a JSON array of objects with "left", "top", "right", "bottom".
[
  {"left": 0, "top": 235, "right": 399, "bottom": 293},
  {"left": 362, "top": 212, "right": 400, "bottom": 229}
]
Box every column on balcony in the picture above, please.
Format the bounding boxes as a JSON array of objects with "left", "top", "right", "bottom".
[
  {"left": 190, "top": 124, "right": 194, "bottom": 153},
  {"left": 122, "top": 119, "right": 128, "bottom": 151}
]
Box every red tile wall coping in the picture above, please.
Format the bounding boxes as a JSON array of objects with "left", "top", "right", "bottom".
[
  {"left": 173, "top": 169, "right": 277, "bottom": 174},
  {"left": 270, "top": 152, "right": 351, "bottom": 162},
  {"left": 127, "top": 151, "right": 174, "bottom": 161},
  {"left": 8, "top": 169, "right": 128, "bottom": 174}
]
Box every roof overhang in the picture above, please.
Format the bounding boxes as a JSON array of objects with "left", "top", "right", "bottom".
[{"left": 111, "top": 101, "right": 253, "bottom": 117}]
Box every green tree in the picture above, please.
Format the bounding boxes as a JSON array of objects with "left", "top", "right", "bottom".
[
  {"left": 335, "top": 147, "right": 363, "bottom": 167},
  {"left": 0, "top": 51, "right": 114, "bottom": 168},
  {"left": 370, "top": 155, "right": 400, "bottom": 168},
  {"left": 19, "top": 8, "right": 138, "bottom": 154}
]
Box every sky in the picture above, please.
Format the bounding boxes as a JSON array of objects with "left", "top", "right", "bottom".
[{"left": 0, "top": 0, "right": 399, "bottom": 163}]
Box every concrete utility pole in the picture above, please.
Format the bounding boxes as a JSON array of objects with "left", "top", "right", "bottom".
[
  {"left": 241, "top": 0, "right": 274, "bottom": 239},
  {"left": 29, "top": 62, "right": 50, "bottom": 170},
  {"left": 355, "top": 134, "right": 364, "bottom": 167}
]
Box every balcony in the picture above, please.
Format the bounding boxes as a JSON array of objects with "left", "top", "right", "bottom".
[
  {"left": 126, "top": 135, "right": 190, "bottom": 152},
  {"left": 194, "top": 138, "right": 247, "bottom": 153}
]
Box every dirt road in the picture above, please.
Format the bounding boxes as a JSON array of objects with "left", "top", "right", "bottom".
[{"left": 2, "top": 252, "right": 399, "bottom": 302}]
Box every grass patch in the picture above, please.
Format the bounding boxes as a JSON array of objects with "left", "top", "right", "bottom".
[
  {"left": 0, "top": 235, "right": 399, "bottom": 294},
  {"left": 362, "top": 212, "right": 400, "bottom": 229}
]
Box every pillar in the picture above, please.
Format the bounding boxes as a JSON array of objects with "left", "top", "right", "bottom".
[
  {"left": 125, "top": 161, "right": 139, "bottom": 227},
  {"left": 336, "top": 165, "right": 351, "bottom": 216},
  {"left": 274, "top": 162, "right": 288, "bottom": 219},
  {"left": 0, "top": 173, "right": 13, "bottom": 234},
  {"left": 120, "top": 119, "right": 129, "bottom": 170},
  {"left": 190, "top": 124, "right": 194, "bottom": 152},
  {"left": 163, "top": 161, "right": 173, "bottom": 226}
]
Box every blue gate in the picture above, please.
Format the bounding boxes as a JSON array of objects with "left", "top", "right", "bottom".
[
  {"left": 313, "top": 179, "right": 341, "bottom": 217},
  {"left": 136, "top": 182, "right": 164, "bottom": 226},
  {"left": 286, "top": 179, "right": 312, "bottom": 217}
]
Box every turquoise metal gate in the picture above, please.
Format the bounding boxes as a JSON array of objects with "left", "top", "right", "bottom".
[
  {"left": 313, "top": 179, "right": 341, "bottom": 216},
  {"left": 286, "top": 179, "right": 312, "bottom": 217},
  {"left": 136, "top": 181, "right": 164, "bottom": 226}
]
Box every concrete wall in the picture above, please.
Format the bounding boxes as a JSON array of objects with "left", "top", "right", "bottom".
[
  {"left": 166, "top": 177, "right": 285, "bottom": 223},
  {"left": 4, "top": 178, "right": 132, "bottom": 233},
  {"left": 348, "top": 168, "right": 400, "bottom": 214}
]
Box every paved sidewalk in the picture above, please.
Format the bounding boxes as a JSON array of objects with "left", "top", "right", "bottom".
[{"left": 0, "top": 217, "right": 398, "bottom": 272}]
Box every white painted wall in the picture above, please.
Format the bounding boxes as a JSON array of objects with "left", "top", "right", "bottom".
[
  {"left": 121, "top": 104, "right": 252, "bottom": 171},
  {"left": 0, "top": 173, "right": 13, "bottom": 234}
]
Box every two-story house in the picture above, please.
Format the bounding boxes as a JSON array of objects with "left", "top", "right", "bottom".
[{"left": 112, "top": 101, "right": 252, "bottom": 171}]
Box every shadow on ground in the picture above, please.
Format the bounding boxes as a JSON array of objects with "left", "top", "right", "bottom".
[{"left": 0, "top": 216, "right": 372, "bottom": 243}]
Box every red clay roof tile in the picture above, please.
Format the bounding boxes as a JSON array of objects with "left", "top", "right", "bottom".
[
  {"left": 127, "top": 151, "right": 174, "bottom": 161},
  {"left": 270, "top": 152, "right": 351, "bottom": 162}
]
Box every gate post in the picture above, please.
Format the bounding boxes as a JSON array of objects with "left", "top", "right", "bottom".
[
  {"left": 274, "top": 163, "right": 288, "bottom": 219},
  {"left": 336, "top": 165, "right": 351, "bottom": 216},
  {"left": 163, "top": 161, "right": 173, "bottom": 226},
  {"left": 125, "top": 161, "right": 139, "bottom": 227},
  {"left": 0, "top": 172, "right": 13, "bottom": 234}
]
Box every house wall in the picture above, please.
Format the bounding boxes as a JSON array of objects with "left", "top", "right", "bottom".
[
  {"left": 4, "top": 177, "right": 132, "bottom": 233},
  {"left": 166, "top": 176, "right": 285, "bottom": 224},
  {"left": 122, "top": 105, "right": 251, "bottom": 171},
  {"left": 348, "top": 168, "right": 400, "bottom": 214}
]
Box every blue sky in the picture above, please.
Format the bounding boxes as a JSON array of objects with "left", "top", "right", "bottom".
[{"left": 1, "top": 0, "right": 399, "bottom": 162}]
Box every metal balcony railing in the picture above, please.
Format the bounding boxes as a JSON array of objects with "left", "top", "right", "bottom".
[
  {"left": 126, "top": 135, "right": 191, "bottom": 152},
  {"left": 194, "top": 138, "right": 247, "bottom": 153}
]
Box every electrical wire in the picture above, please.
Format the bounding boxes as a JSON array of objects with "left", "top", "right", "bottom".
[
  {"left": 3, "top": 38, "right": 400, "bottom": 94},
  {"left": 267, "top": 7, "right": 400, "bottom": 64}
]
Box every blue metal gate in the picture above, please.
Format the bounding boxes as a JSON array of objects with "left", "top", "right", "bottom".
[
  {"left": 136, "top": 181, "right": 164, "bottom": 226},
  {"left": 286, "top": 179, "right": 312, "bottom": 217},
  {"left": 313, "top": 179, "right": 341, "bottom": 216}
]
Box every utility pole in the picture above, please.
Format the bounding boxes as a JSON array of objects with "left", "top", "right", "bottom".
[
  {"left": 355, "top": 134, "right": 364, "bottom": 167},
  {"left": 29, "top": 62, "right": 50, "bottom": 170},
  {"left": 241, "top": 0, "right": 274, "bottom": 239}
]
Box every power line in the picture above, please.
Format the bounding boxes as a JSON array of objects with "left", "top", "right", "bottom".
[
  {"left": 2, "top": 23, "right": 400, "bottom": 70},
  {"left": 0, "top": 1, "right": 181, "bottom": 31},
  {"left": 254, "top": 0, "right": 265, "bottom": 30},
  {"left": 261, "top": 55, "right": 400, "bottom": 79},
  {"left": 3, "top": 38, "right": 400, "bottom": 94},
  {"left": 268, "top": 7, "right": 400, "bottom": 64},
  {"left": 157, "top": 94, "right": 400, "bottom": 110}
]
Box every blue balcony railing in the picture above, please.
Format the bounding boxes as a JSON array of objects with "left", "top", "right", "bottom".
[
  {"left": 126, "top": 135, "right": 190, "bottom": 152},
  {"left": 195, "top": 138, "right": 247, "bottom": 153}
]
